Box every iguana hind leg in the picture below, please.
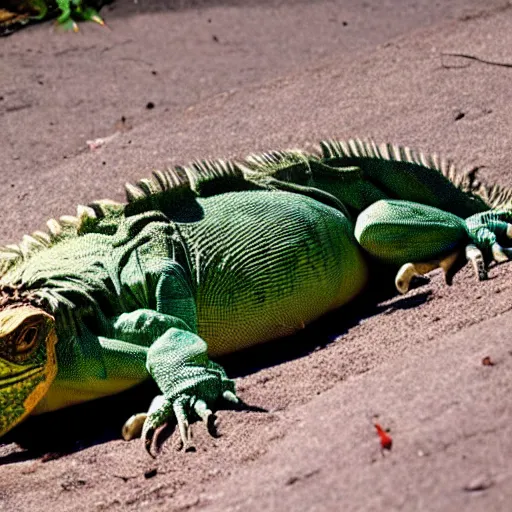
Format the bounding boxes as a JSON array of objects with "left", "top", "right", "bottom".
[
  {"left": 355, "top": 199, "right": 512, "bottom": 292},
  {"left": 355, "top": 200, "right": 468, "bottom": 266}
]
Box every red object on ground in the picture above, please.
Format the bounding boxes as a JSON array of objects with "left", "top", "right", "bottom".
[{"left": 375, "top": 423, "right": 393, "bottom": 450}]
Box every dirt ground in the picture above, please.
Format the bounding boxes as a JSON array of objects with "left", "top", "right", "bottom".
[{"left": 2, "top": 0, "right": 512, "bottom": 510}]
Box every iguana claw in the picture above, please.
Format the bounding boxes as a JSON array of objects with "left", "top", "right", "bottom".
[
  {"left": 491, "top": 242, "right": 512, "bottom": 263},
  {"left": 130, "top": 387, "right": 238, "bottom": 456},
  {"left": 465, "top": 244, "right": 487, "bottom": 281},
  {"left": 395, "top": 250, "right": 460, "bottom": 294},
  {"left": 89, "top": 13, "right": 105, "bottom": 26}
]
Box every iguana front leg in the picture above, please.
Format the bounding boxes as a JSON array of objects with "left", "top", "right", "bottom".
[
  {"left": 101, "top": 308, "right": 238, "bottom": 455},
  {"left": 142, "top": 327, "right": 237, "bottom": 453},
  {"left": 111, "top": 258, "right": 239, "bottom": 455}
]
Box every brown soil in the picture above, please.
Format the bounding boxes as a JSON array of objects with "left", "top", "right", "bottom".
[{"left": 2, "top": 1, "right": 512, "bottom": 510}]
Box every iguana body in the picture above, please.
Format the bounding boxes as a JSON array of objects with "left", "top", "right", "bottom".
[
  {"left": 0, "top": 0, "right": 105, "bottom": 35},
  {"left": 1, "top": 139, "right": 511, "bottom": 453}
]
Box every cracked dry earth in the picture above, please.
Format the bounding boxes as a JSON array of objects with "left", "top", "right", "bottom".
[{"left": 2, "top": 0, "right": 512, "bottom": 510}]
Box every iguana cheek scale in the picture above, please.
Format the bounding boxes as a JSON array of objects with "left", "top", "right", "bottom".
[
  {"left": 0, "top": 139, "right": 510, "bottom": 455},
  {"left": 0, "top": 307, "right": 57, "bottom": 437}
]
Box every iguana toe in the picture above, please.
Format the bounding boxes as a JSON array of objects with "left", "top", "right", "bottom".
[
  {"left": 57, "top": 18, "right": 79, "bottom": 32},
  {"left": 141, "top": 396, "right": 175, "bottom": 457},
  {"left": 193, "top": 398, "right": 213, "bottom": 425},
  {"left": 491, "top": 242, "right": 512, "bottom": 263},
  {"left": 173, "top": 395, "right": 193, "bottom": 451},
  {"left": 137, "top": 388, "right": 239, "bottom": 456},
  {"left": 465, "top": 244, "right": 487, "bottom": 281},
  {"left": 80, "top": 6, "right": 105, "bottom": 26},
  {"left": 222, "top": 389, "right": 240, "bottom": 405},
  {"left": 122, "top": 412, "right": 147, "bottom": 441},
  {"left": 395, "top": 250, "right": 460, "bottom": 294}
]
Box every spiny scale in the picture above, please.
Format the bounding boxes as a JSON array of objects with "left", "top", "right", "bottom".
[
  {"left": 244, "top": 150, "right": 311, "bottom": 173},
  {"left": 0, "top": 200, "right": 122, "bottom": 279},
  {"left": 477, "top": 182, "right": 512, "bottom": 210},
  {"left": 319, "top": 139, "right": 477, "bottom": 193},
  {"left": 125, "top": 159, "right": 242, "bottom": 202},
  {"left": 1, "top": 138, "right": 511, "bottom": 279}
]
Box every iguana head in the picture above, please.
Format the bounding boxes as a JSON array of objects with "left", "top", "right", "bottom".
[{"left": 0, "top": 305, "right": 57, "bottom": 438}]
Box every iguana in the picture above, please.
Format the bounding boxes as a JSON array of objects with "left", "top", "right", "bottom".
[
  {"left": 1, "top": 139, "right": 511, "bottom": 455},
  {"left": 0, "top": 0, "right": 105, "bottom": 35}
]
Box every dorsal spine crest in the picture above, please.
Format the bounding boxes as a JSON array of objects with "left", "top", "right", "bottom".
[{"left": 2, "top": 138, "right": 511, "bottom": 279}]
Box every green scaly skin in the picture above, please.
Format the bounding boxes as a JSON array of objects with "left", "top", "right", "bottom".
[{"left": 0, "top": 139, "right": 511, "bottom": 455}]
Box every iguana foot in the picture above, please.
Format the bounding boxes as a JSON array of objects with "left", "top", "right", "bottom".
[
  {"left": 0, "top": 0, "right": 105, "bottom": 35},
  {"left": 464, "top": 210, "right": 512, "bottom": 276},
  {"left": 133, "top": 389, "right": 238, "bottom": 457},
  {"left": 462, "top": 239, "right": 512, "bottom": 281}
]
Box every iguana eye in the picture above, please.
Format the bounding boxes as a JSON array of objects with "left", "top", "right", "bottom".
[{"left": 16, "top": 326, "right": 39, "bottom": 354}]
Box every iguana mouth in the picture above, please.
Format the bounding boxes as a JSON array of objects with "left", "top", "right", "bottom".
[{"left": 0, "top": 365, "right": 44, "bottom": 390}]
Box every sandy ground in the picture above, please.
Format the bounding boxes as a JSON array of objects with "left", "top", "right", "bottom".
[{"left": 2, "top": 0, "right": 512, "bottom": 510}]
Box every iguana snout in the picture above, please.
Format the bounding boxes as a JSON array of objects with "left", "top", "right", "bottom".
[{"left": 0, "top": 306, "right": 57, "bottom": 438}]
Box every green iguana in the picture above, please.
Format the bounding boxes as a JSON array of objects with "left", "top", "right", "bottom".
[
  {"left": 1, "top": 139, "right": 511, "bottom": 455},
  {"left": 0, "top": 0, "right": 105, "bottom": 35}
]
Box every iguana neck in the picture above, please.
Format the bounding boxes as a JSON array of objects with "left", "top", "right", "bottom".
[{"left": 5, "top": 234, "right": 116, "bottom": 321}]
